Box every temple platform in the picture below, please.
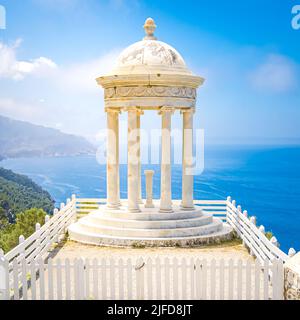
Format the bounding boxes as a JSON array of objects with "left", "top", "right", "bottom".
[{"left": 68, "top": 201, "right": 233, "bottom": 247}]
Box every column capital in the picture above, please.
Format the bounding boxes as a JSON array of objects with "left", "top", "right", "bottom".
[
  {"left": 123, "top": 106, "right": 144, "bottom": 115},
  {"left": 180, "top": 107, "right": 196, "bottom": 115},
  {"left": 158, "top": 106, "right": 176, "bottom": 115},
  {"left": 105, "top": 107, "right": 121, "bottom": 114},
  {"left": 144, "top": 170, "right": 154, "bottom": 176}
]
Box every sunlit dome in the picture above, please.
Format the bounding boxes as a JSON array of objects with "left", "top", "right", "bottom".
[
  {"left": 97, "top": 17, "right": 203, "bottom": 89},
  {"left": 109, "top": 18, "right": 193, "bottom": 76},
  {"left": 115, "top": 40, "right": 189, "bottom": 73}
]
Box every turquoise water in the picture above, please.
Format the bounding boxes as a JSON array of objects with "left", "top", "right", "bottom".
[{"left": 1, "top": 145, "right": 300, "bottom": 252}]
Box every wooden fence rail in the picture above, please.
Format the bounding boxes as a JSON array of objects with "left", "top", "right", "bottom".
[{"left": 0, "top": 257, "right": 284, "bottom": 301}]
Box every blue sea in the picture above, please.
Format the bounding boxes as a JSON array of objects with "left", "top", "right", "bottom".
[{"left": 1, "top": 145, "right": 300, "bottom": 252}]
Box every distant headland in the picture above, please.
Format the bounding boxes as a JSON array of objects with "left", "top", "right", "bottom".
[{"left": 0, "top": 115, "right": 96, "bottom": 160}]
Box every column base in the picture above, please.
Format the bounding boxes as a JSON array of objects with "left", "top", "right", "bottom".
[
  {"left": 180, "top": 203, "right": 195, "bottom": 211},
  {"left": 107, "top": 203, "right": 120, "bottom": 210},
  {"left": 145, "top": 203, "right": 155, "bottom": 208},
  {"left": 128, "top": 208, "right": 142, "bottom": 213},
  {"left": 159, "top": 208, "right": 174, "bottom": 213}
]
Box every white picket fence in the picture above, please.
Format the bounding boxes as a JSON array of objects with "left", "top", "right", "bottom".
[
  {"left": 0, "top": 256, "right": 284, "bottom": 300},
  {"left": 225, "top": 197, "right": 290, "bottom": 263},
  {"left": 4, "top": 197, "right": 76, "bottom": 265},
  {"left": 2, "top": 196, "right": 77, "bottom": 294},
  {"left": 0, "top": 195, "right": 295, "bottom": 300}
]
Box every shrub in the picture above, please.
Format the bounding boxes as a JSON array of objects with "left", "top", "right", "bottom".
[{"left": 0, "top": 208, "right": 46, "bottom": 253}]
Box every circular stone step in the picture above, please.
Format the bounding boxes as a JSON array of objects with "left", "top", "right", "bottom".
[
  {"left": 86, "top": 212, "right": 213, "bottom": 229},
  {"left": 68, "top": 223, "right": 233, "bottom": 247},
  {"left": 68, "top": 205, "right": 233, "bottom": 247},
  {"left": 98, "top": 205, "right": 203, "bottom": 221},
  {"left": 73, "top": 218, "right": 222, "bottom": 238}
]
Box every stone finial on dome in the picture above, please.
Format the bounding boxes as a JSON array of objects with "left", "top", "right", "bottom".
[{"left": 143, "top": 17, "right": 157, "bottom": 40}]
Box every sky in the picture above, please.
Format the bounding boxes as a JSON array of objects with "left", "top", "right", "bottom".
[{"left": 0, "top": 0, "right": 299, "bottom": 145}]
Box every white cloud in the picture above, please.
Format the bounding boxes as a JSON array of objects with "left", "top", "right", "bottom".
[
  {"left": 249, "top": 54, "right": 298, "bottom": 93},
  {"left": 0, "top": 40, "right": 57, "bottom": 80},
  {"left": 0, "top": 39, "right": 122, "bottom": 138},
  {"left": 0, "top": 98, "right": 45, "bottom": 122},
  {"left": 53, "top": 50, "right": 120, "bottom": 93}
]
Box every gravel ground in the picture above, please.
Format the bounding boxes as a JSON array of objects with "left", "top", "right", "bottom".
[{"left": 49, "top": 239, "right": 250, "bottom": 262}]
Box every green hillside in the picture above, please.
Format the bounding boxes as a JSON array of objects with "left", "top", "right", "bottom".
[
  {"left": 0, "top": 167, "right": 54, "bottom": 223},
  {"left": 0, "top": 168, "right": 55, "bottom": 253}
]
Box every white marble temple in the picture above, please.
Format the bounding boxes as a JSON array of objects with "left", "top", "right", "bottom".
[{"left": 68, "top": 18, "right": 233, "bottom": 247}]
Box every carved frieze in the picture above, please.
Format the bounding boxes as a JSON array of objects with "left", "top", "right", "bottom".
[{"left": 104, "top": 86, "right": 196, "bottom": 100}]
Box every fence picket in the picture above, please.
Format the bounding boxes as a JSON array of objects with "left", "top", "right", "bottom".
[
  {"left": 109, "top": 258, "right": 115, "bottom": 299},
  {"left": 78, "top": 259, "right": 84, "bottom": 300},
  {"left": 173, "top": 258, "right": 179, "bottom": 300},
  {"left": 210, "top": 259, "right": 216, "bottom": 300},
  {"left": 118, "top": 258, "right": 124, "bottom": 300},
  {"left": 13, "top": 258, "right": 19, "bottom": 300},
  {"left": 56, "top": 259, "right": 62, "bottom": 300},
  {"left": 263, "top": 259, "right": 269, "bottom": 300},
  {"left": 38, "top": 257, "right": 45, "bottom": 300},
  {"left": 271, "top": 259, "right": 278, "bottom": 300},
  {"left": 30, "top": 261, "right": 36, "bottom": 300},
  {"left": 164, "top": 258, "right": 170, "bottom": 299},
  {"left": 155, "top": 257, "right": 161, "bottom": 300},
  {"left": 136, "top": 258, "right": 141, "bottom": 300},
  {"left": 246, "top": 260, "right": 251, "bottom": 300},
  {"left": 85, "top": 259, "right": 90, "bottom": 299},
  {"left": 237, "top": 259, "right": 242, "bottom": 300},
  {"left": 201, "top": 260, "right": 207, "bottom": 300},
  {"left": 127, "top": 258, "right": 133, "bottom": 300},
  {"left": 0, "top": 257, "right": 9, "bottom": 300},
  {"left": 140, "top": 259, "right": 145, "bottom": 300},
  {"left": 100, "top": 258, "right": 107, "bottom": 299},
  {"left": 228, "top": 259, "right": 234, "bottom": 300},
  {"left": 48, "top": 258, "right": 54, "bottom": 300},
  {"left": 182, "top": 258, "right": 187, "bottom": 300},
  {"left": 219, "top": 259, "right": 225, "bottom": 300},
  {"left": 21, "top": 256, "right": 27, "bottom": 300},
  {"left": 277, "top": 260, "right": 284, "bottom": 300},
  {"left": 146, "top": 258, "right": 153, "bottom": 300},
  {"left": 190, "top": 258, "right": 195, "bottom": 300},
  {"left": 254, "top": 259, "right": 260, "bottom": 300},
  {"left": 195, "top": 259, "right": 201, "bottom": 300},
  {"left": 74, "top": 259, "right": 79, "bottom": 300},
  {"left": 65, "top": 259, "right": 71, "bottom": 300},
  {"left": 93, "top": 259, "right": 99, "bottom": 300}
]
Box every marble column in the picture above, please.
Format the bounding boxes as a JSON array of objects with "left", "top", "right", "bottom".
[
  {"left": 137, "top": 114, "right": 143, "bottom": 203},
  {"left": 127, "top": 107, "right": 142, "bottom": 212},
  {"left": 159, "top": 107, "right": 174, "bottom": 213},
  {"left": 181, "top": 108, "right": 195, "bottom": 210},
  {"left": 106, "top": 108, "right": 120, "bottom": 209},
  {"left": 144, "top": 170, "right": 154, "bottom": 208}
]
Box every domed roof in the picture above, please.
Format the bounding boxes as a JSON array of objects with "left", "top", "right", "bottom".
[
  {"left": 97, "top": 18, "right": 203, "bottom": 89},
  {"left": 116, "top": 40, "right": 187, "bottom": 70},
  {"left": 109, "top": 18, "right": 192, "bottom": 76}
]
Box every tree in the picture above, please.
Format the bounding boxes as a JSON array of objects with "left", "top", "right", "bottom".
[{"left": 0, "top": 208, "right": 46, "bottom": 253}]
